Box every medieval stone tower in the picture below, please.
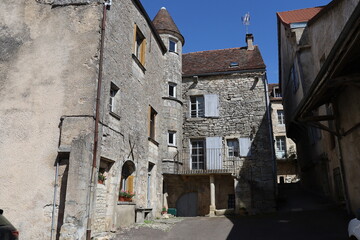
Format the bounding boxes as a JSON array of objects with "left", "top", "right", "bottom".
[{"left": 153, "top": 8, "right": 185, "bottom": 173}]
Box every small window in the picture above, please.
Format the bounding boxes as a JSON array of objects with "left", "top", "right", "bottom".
[
  {"left": 169, "top": 39, "right": 177, "bottom": 52},
  {"left": 273, "top": 87, "right": 282, "bottom": 97},
  {"left": 149, "top": 106, "right": 157, "bottom": 140},
  {"left": 134, "top": 25, "right": 146, "bottom": 65},
  {"left": 190, "top": 96, "right": 204, "bottom": 118},
  {"left": 275, "top": 136, "right": 286, "bottom": 159},
  {"left": 227, "top": 139, "right": 239, "bottom": 157},
  {"left": 168, "top": 83, "right": 176, "bottom": 98},
  {"left": 109, "top": 83, "right": 119, "bottom": 113},
  {"left": 168, "top": 131, "right": 176, "bottom": 146},
  {"left": 290, "top": 65, "right": 299, "bottom": 93},
  {"left": 277, "top": 110, "right": 285, "bottom": 125}
]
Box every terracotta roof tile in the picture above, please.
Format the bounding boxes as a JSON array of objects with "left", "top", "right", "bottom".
[
  {"left": 182, "top": 47, "right": 266, "bottom": 76},
  {"left": 153, "top": 7, "right": 184, "bottom": 45},
  {"left": 277, "top": 7, "right": 324, "bottom": 25}
]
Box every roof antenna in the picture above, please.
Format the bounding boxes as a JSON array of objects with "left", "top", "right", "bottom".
[{"left": 242, "top": 12, "right": 250, "bottom": 34}]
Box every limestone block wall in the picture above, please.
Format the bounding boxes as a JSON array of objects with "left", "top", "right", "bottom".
[
  {"left": 182, "top": 73, "right": 275, "bottom": 212},
  {"left": 0, "top": 1, "right": 102, "bottom": 239}
]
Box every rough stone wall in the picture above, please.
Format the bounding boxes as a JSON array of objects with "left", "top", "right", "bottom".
[
  {"left": 182, "top": 74, "right": 275, "bottom": 213},
  {"left": 0, "top": 1, "right": 101, "bottom": 239},
  {"left": 159, "top": 33, "right": 184, "bottom": 174}
]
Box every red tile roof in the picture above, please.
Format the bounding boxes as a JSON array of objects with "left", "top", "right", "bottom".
[
  {"left": 277, "top": 7, "right": 324, "bottom": 25},
  {"left": 182, "top": 47, "right": 266, "bottom": 76}
]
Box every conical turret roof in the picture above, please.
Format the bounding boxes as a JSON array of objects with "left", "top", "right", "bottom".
[{"left": 153, "top": 7, "right": 185, "bottom": 45}]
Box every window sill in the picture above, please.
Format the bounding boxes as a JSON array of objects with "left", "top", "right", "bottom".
[
  {"left": 162, "top": 96, "right": 183, "bottom": 105},
  {"left": 169, "top": 51, "right": 179, "bottom": 55},
  {"left": 148, "top": 137, "right": 159, "bottom": 146},
  {"left": 168, "top": 145, "right": 177, "bottom": 148},
  {"left": 132, "top": 54, "right": 146, "bottom": 73},
  {"left": 109, "top": 111, "right": 121, "bottom": 120}
]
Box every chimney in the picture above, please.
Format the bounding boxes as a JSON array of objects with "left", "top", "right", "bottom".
[{"left": 246, "top": 34, "right": 254, "bottom": 50}]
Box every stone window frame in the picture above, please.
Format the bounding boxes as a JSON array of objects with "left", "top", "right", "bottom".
[
  {"left": 169, "top": 38, "right": 178, "bottom": 53},
  {"left": 190, "top": 139, "right": 205, "bottom": 170},
  {"left": 109, "top": 82, "right": 120, "bottom": 119},
  {"left": 190, "top": 95, "right": 205, "bottom": 118},
  {"left": 275, "top": 136, "right": 286, "bottom": 159},
  {"left": 168, "top": 82, "right": 177, "bottom": 98},
  {"left": 277, "top": 110, "right": 285, "bottom": 125},
  {"left": 168, "top": 130, "right": 176, "bottom": 146},
  {"left": 133, "top": 24, "right": 146, "bottom": 66}
]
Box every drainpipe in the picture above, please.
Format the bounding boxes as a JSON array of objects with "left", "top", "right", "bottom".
[
  {"left": 86, "top": 1, "right": 111, "bottom": 239},
  {"left": 262, "top": 75, "right": 277, "bottom": 202},
  {"left": 50, "top": 159, "right": 59, "bottom": 240}
]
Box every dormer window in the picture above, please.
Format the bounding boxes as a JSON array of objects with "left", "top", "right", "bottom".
[{"left": 169, "top": 39, "right": 177, "bottom": 53}]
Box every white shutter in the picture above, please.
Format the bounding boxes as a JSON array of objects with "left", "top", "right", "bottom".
[
  {"left": 204, "top": 94, "right": 219, "bottom": 117},
  {"left": 206, "top": 137, "right": 222, "bottom": 169},
  {"left": 239, "top": 137, "right": 251, "bottom": 157}
]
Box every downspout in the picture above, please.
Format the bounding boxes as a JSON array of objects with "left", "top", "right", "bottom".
[
  {"left": 86, "top": 1, "right": 111, "bottom": 239},
  {"left": 262, "top": 75, "right": 277, "bottom": 202},
  {"left": 50, "top": 158, "right": 59, "bottom": 240}
]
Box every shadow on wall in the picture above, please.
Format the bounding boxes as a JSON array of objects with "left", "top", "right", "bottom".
[{"left": 236, "top": 113, "right": 275, "bottom": 214}]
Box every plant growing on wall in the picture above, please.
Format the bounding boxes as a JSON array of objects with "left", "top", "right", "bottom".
[{"left": 119, "top": 190, "right": 135, "bottom": 199}]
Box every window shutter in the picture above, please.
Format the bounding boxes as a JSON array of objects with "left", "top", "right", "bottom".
[
  {"left": 140, "top": 38, "right": 146, "bottom": 65},
  {"left": 133, "top": 24, "right": 137, "bottom": 53},
  {"left": 239, "top": 137, "right": 251, "bottom": 157},
  {"left": 206, "top": 137, "right": 222, "bottom": 169},
  {"left": 204, "top": 94, "right": 219, "bottom": 117},
  {"left": 127, "top": 175, "right": 134, "bottom": 193}
]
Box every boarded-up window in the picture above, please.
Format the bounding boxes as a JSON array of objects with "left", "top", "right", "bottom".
[
  {"left": 239, "top": 137, "right": 251, "bottom": 157},
  {"left": 206, "top": 137, "right": 222, "bottom": 169},
  {"left": 204, "top": 94, "right": 219, "bottom": 117}
]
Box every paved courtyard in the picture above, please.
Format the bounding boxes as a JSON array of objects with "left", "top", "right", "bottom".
[{"left": 116, "top": 184, "right": 350, "bottom": 240}]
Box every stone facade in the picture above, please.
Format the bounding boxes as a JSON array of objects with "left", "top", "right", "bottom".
[
  {"left": 268, "top": 84, "right": 298, "bottom": 183},
  {"left": 277, "top": 0, "right": 360, "bottom": 214}
]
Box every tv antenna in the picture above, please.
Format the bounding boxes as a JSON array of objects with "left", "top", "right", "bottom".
[{"left": 242, "top": 12, "right": 250, "bottom": 34}]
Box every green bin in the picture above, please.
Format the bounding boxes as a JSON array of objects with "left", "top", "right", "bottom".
[{"left": 167, "top": 208, "right": 177, "bottom": 216}]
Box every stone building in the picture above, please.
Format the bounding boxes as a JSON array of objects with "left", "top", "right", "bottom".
[
  {"left": 268, "top": 84, "right": 298, "bottom": 183},
  {"left": 0, "top": 0, "right": 275, "bottom": 239},
  {"left": 277, "top": 0, "right": 360, "bottom": 214},
  {"left": 163, "top": 35, "right": 276, "bottom": 216},
  {"left": 0, "top": 0, "right": 178, "bottom": 239}
]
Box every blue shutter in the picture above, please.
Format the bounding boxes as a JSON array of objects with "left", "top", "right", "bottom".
[
  {"left": 204, "top": 94, "right": 219, "bottom": 117},
  {"left": 206, "top": 137, "right": 222, "bottom": 169},
  {"left": 239, "top": 137, "right": 251, "bottom": 157}
]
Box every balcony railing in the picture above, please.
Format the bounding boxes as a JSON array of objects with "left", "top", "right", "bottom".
[{"left": 163, "top": 148, "right": 245, "bottom": 175}]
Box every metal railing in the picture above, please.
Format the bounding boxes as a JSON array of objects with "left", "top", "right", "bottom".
[{"left": 164, "top": 148, "right": 245, "bottom": 175}]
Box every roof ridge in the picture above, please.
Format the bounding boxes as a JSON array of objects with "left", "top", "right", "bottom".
[{"left": 183, "top": 46, "right": 258, "bottom": 55}]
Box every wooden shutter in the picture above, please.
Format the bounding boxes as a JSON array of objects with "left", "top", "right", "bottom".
[
  {"left": 133, "top": 24, "right": 137, "bottom": 54},
  {"left": 140, "top": 38, "right": 146, "bottom": 65},
  {"left": 239, "top": 137, "right": 251, "bottom": 157},
  {"left": 127, "top": 175, "right": 134, "bottom": 193},
  {"left": 206, "top": 137, "right": 222, "bottom": 169},
  {"left": 204, "top": 94, "right": 219, "bottom": 117}
]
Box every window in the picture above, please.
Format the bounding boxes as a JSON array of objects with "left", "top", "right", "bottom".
[
  {"left": 149, "top": 106, "right": 157, "bottom": 140},
  {"left": 168, "top": 131, "right": 176, "bottom": 146},
  {"left": 134, "top": 25, "right": 146, "bottom": 65},
  {"left": 277, "top": 110, "right": 285, "bottom": 125},
  {"left": 275, "top": 136, "right": 286, "bottom": 159},
  {"left": 168, "top": 83, "right": 176, "bottom": 98},
  {"left": 274, "top": 87, "right": 282, "bottom": 97},
  {"left": 191, "top": 140, "right": 205, "bottom": 170},
  {"left": 109, "top": 83, "right": 119, "bottom": 113},
  {"left": 290, "top": 64, "right": 299, "bottom": 93},
  {"left": 227, "top": 139, "right": 239, "bottom": 157},
  {"left": 169, "top": 39, "right": 177, "bottom": 52},
  {"left": 190, "top": 96, "right": 204, "bottom": 118}
]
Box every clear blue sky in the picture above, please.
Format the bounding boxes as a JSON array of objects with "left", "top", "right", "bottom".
[{"left": 142, "top": 0, "right": 331, "bottom": 83}]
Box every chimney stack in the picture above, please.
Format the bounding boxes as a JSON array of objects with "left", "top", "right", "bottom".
[{"left": 246, "top": 34, "right": 254, "bottom": 51}]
